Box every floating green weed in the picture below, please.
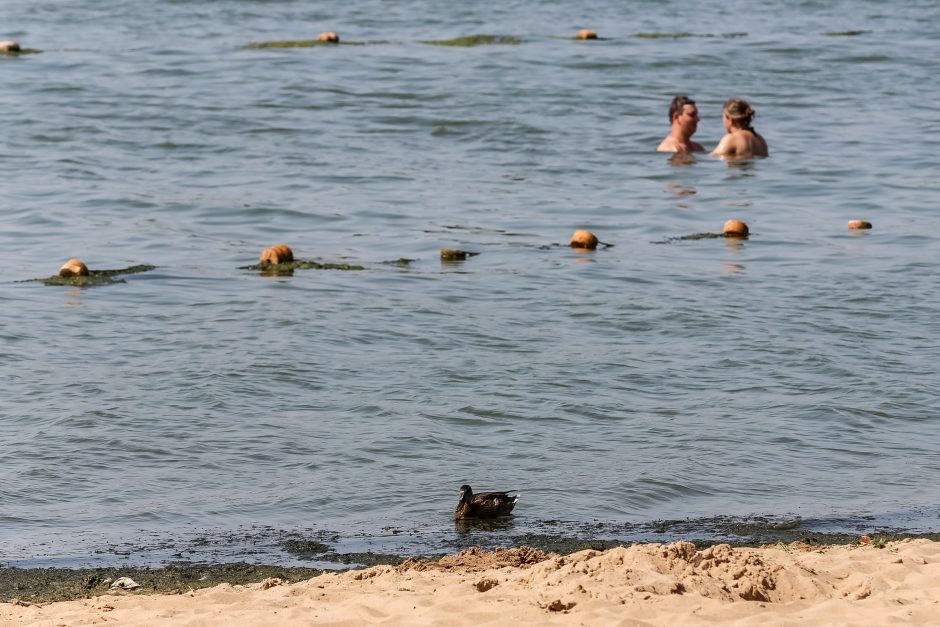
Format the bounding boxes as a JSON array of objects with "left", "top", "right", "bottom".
[
  {"left": 244, "top": 40, "right": 367, "bottom": 49},
  {"left": 825, "top": 30, "right": 869, "bottom": 37},
  {"left": 633, "top": 32, "right": 747, "bottom": 39},
  {"left": 652, "top": 232, "right": 725, "bottom": 244},
  {"left": 420, "top": 35, "right": 521, "bottom": 47},
  {"left": 634, "top": 32, "right": 696, "bottom": 39},
  {"left": 23, "top": 264, "right": 156, "bottom": 287},
  {"left": 0, "top": 48, "right": 42, "bottom": 56},
  {"left": 243, "top": 260, "right": 366, "bottom": 275}
]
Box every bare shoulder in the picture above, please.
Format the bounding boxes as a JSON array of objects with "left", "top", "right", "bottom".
[
  {"left": 711, "top": 133, "right": 736, "bottom": 156},
  {"left": 657, "top": 136, "right": 678, "bottom": 152}
]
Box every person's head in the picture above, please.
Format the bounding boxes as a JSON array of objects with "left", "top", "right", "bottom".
[
  {"left": 668, "top": 95, "right": 699, "bottom": 135},
  {"left": 723, "top": 98, "right": 755, "bottom": 130}
]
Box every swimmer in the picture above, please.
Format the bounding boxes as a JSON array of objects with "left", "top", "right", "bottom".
[
  {"left": 712, "top": 98, "right": 768, "bottom": 159},
  {"left": 657, "top": 95, "right": 705, "bottom": 154}
]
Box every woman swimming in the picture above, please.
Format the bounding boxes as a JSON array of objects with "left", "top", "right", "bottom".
[{"left": 712, "top": 98, "right": 768, "bottom": 159}]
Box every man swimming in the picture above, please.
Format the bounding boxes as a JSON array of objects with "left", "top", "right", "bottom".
[{"left": 657, "top": 95, "right": 705, "bottom": 153}]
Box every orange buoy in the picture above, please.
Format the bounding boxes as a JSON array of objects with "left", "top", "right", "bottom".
[
  {"left": 316, "top": 32, "right": 340, "bottom": 43},
  {"left": 569, "top": 229, "right": 599, "bottom": 250},
  {"left": 576, "top": 29, "right": 598, "bottom": 40},
  {"left": 847, "top": 219, "right": 872, "bottom": 230},
  {"left": 59, "top": 259, "right": 89, "bottom": 277},
  {"left": 722, "top": 219, "right": 749, "bottom": 238},
  {"left": 260, "top": 244, "right": 294, "bottom": 265}
]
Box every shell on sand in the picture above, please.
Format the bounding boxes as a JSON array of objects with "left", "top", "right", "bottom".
[
  {"left": 576, "top": 30, "right": 598, "bottom": 40},
  {"left": 316, "top": 32, "right": 340, "bottom": 43},
  {"left": 722, "top": 219, "right": 749, "bottom": 237},
  {"left": 847, "top": 219, "right": 872, "bottom": 230},
  {"left": 569, "top": 229, "right": 599, "bottom": 250},
  {"left": 260, "top": 244, "right": 294, "bottom": 265},
  {"left": 59, "top": 259, "right": 89, "bottom": 277}
]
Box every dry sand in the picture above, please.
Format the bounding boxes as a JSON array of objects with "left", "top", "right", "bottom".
[{"left": 3, "top": 539, "right": 939, "bottom": 626}]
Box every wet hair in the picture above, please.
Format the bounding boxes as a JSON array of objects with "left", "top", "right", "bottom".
[
  {"left": 723, "top": 98, "right": 756, "bottom": 129},
  {"left": 668, "top": 95, "right": 696, "bottom": 123}
]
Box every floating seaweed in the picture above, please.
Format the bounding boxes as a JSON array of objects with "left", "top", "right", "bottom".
[
  {"left": 242, "top": 260, "right": 366, "bottom": 276},
  {"left": 652, "top": 232, "right": 744, "bottom": 244},
  {"left": 419, "top": 35, "right": 522, "bottom": 47},
  {"left": 0, "top": 48, "right": 42, "bottom": 57},
  {"left": 22, "top": 264, "right": 156, "bottom": 287},
  {"left": 243, "top": 40, "right": 369, "bottom": 49},
  {"left": 824, "top": 30, "right": 870, "bottom": 37},
  {"left": 633, "top": 32, "right": 747, "bottom": 39},
  {"left": 634, "top": 32, "right": 695, "bottom": 39}
]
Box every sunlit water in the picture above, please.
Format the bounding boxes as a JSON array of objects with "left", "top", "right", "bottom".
[{"left": 2, "top": 0, "right": 939, "bottom": 567}]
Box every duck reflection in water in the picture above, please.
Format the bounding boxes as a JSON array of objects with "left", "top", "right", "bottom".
[{"left": 454, "top": 516, "right": 518, "bottom": 535}]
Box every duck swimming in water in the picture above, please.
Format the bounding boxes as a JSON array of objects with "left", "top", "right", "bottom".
[{"left": 454, "top": 484, "right": 518, "bottom": 519}]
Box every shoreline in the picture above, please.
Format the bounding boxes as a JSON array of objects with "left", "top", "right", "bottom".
[
  {"left": 3, "top": 539, "right": 940, "bottom": 625},
  {"left": 4, "top": 530, "right": 940, "bottom": 604},
  {"left": 8, "top": 512, "right": 940, "bottom": 573}
]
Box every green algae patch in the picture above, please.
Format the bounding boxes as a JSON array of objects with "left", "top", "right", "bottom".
[
  {"left": 383, "top": 258, "right": 416, "bottom": 266},
  {"left": 1, "top": 48, "right": 42, "bottom": 57},
  {"left": 316, "top": 551, "right": 406, "bottom": 567},
  {"left": 0, "top": 563, "right": 323, "bottom": 604},
  {"left": 419, "top": 35, "right": 522, "bottom": 47},
  {"left": 23, "top": 264, "right": 156, "bottom": 287},
  {"left": 634, "top": 32, "right": 696, "bottom": 39},
  {"left": 242, "top": 259, "right": 366, "bottom": 276},
  {"left": 825, "top": 30, "right": 870, "bottom": 37},
  {"left": 653, "top": 232, "right": 746, "bottom": 244},
  {"left": 244, "top": 40, "right": 367, "bottom": 49},
  {"left": 634, "top": 32, "right": 746, "bottom": 39},
  {"left": 282, "top": 539, "right": 331, "bottom": 557}
]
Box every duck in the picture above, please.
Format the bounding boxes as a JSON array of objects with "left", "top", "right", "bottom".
[{"left": 454, "top": 484, "right": 518, "bottom": 519}]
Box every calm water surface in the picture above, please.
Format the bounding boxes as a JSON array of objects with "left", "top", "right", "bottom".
[{"left": 2, "top": 0, "right": 939, "bottom": 567}]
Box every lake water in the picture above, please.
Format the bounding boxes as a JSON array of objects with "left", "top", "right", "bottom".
[{"left": 2, "top": 0, "right": 939, "bottom": 568}]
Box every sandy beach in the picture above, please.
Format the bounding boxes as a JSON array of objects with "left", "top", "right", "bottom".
[{"left": 3, "top": 539, "right": 939, "bottom": 626}]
